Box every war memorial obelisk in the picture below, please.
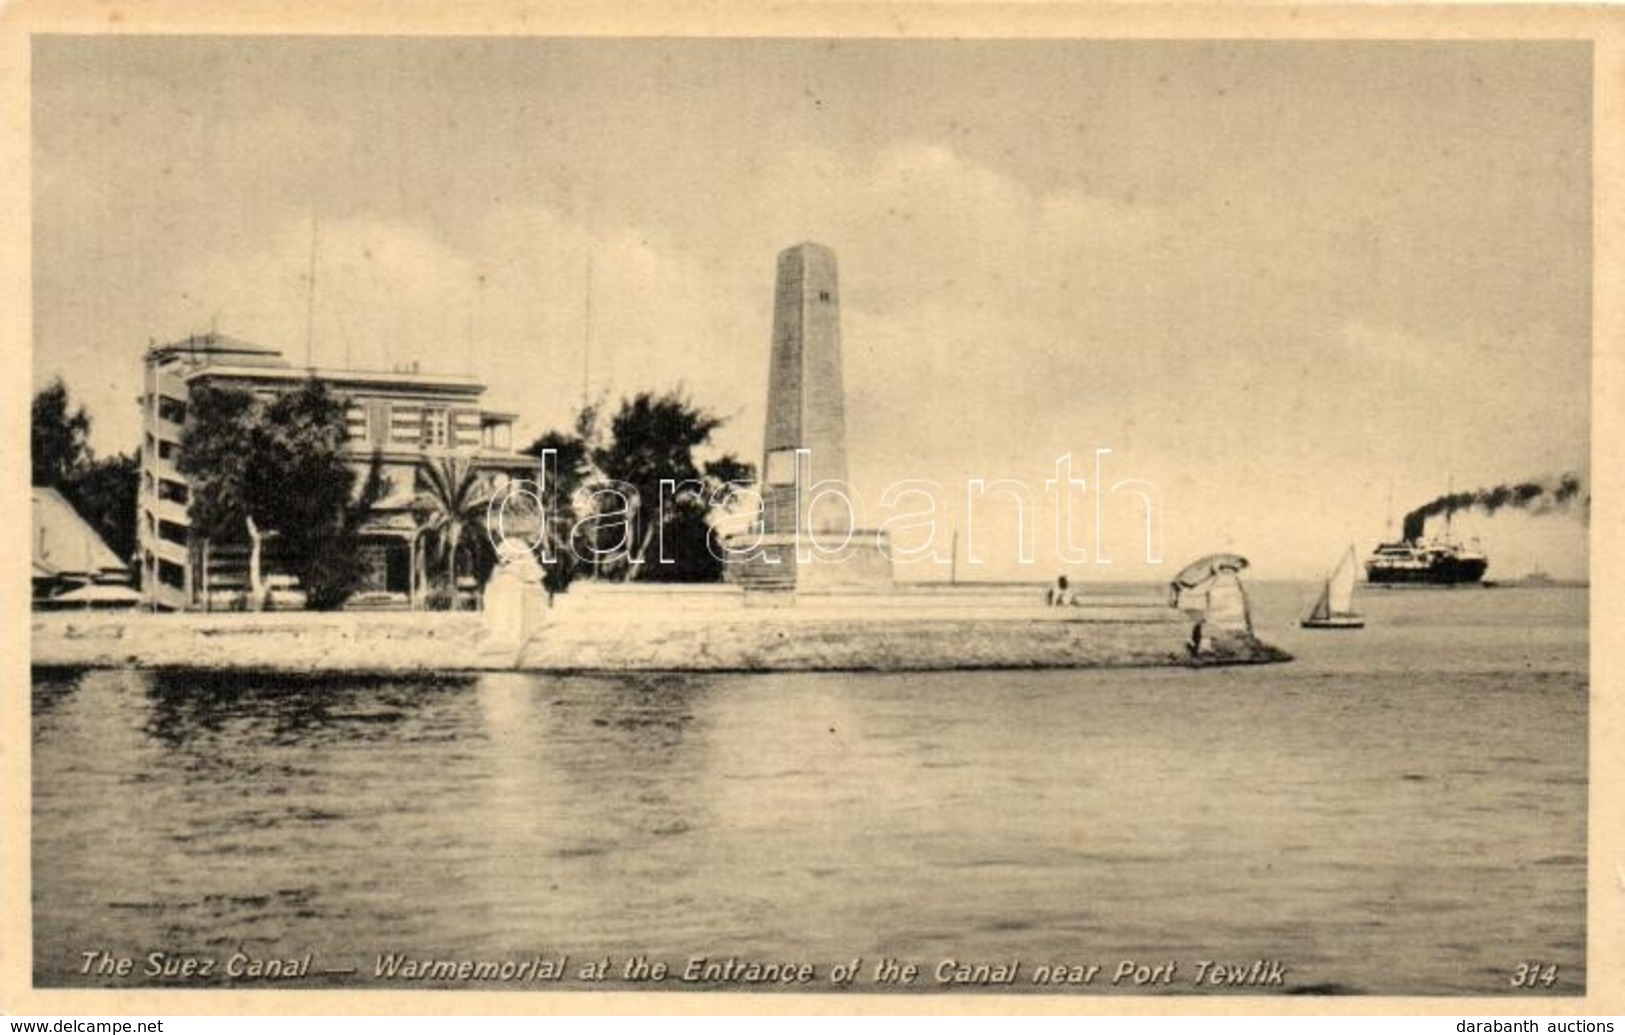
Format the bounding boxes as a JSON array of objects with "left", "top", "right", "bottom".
[{"left": 727, "top": 242, "right": 893, "bottom": 591}]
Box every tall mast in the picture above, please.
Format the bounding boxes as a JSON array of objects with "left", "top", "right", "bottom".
[
  {"left": 581, "top": 254, "right": 594, "bottom": 411},
  {"left": 304, "top": 214, "right": 320, "bottom": 370}
]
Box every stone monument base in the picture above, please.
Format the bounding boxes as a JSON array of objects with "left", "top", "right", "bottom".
[
  {"left": 723, "top": 530, "right": 893, "bottom": 593},
  {"left": 479, "top": 547, "right": 546, "bottom": 660}
]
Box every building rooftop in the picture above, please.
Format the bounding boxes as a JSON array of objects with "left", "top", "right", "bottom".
[
  {"left": 33, "top": 486, "right": 125, "bottom": 577},
  {"left": 150, "top": 333, "right": 489, "bottom": 395},
  {"left": 147, "top": 332, "right": 290, "bottom": 367},
  {"left": 193, "top": 362, "right": 485, "bottom": 394}
]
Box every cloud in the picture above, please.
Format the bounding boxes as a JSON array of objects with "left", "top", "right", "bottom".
[
  {"left": 140, "top": 137, "right": 1585, "bottom": 579},
  {"left": 169, "top": 216, "right": 478, "bottom": 372},
  {"left": 30, "top": 39, "right": 1590, "bottom": 579}
]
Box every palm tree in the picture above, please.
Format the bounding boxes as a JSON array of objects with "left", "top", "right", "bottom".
[{"left": 413, "top": 455, "right": 494, "bottom": 601}]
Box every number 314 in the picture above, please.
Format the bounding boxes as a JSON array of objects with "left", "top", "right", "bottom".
[{"left": 1511, "top": 962, "right": 1559, "bottom": 988}]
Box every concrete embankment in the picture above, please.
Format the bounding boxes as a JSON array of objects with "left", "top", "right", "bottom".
[
  {"left": 517, "top": 584, "right": 1203, "bottom": 670},
  {"left": 31, "top": 584, "right": 1290, "bottom": 673},
  {"left": 32, "top": 611, "right": 495, "bottom": 673},
  {"left": 517, "top": 613, "right": 1196, "bottom": 671}
]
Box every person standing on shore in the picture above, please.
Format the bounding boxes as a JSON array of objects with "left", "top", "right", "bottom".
[{"left": 1048, "top": 574, "right": 1071, "bottom": 607}]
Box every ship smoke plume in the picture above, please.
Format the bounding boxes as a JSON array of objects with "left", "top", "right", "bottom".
[{"left": 1401, "top": 472, "right": 1588, "bottom": 542}]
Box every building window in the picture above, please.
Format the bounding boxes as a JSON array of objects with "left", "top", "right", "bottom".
[
  {"left": 422, "top": 408, "right": 448, "bottom": 448},
  {"left": 367, "top": 401, "right": 392, "bottom": 444},
  {"left": 157, "top": 396, "right": 187, "bottom": 424},
  {"left": 452, "top": 409, "right": 481, "bottom": 447},
  {"left": 483, "top": 421, "right": 512, "bottom": 450},
  {"left": 157, "top": 479, "right": 189, "bottom": 505},
  {"left": 158, "top": 520, "right": 189, "bottom": 546},
  {"left": 158, "top": 559, "right": 186, "bottom": 589},
  {"left": 818, "top": 291, "right": 831, "bottom": 302},
  {"left": 158, "top": 440, "right": 177, "bottom": 461}
]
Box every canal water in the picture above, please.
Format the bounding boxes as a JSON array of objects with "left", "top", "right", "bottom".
[{"left": 31, "top": 583, "right": 1587, "bottom": 995}]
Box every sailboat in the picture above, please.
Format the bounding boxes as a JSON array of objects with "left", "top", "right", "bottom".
[{"left": 1302, "top": 546, "right": 1364, "bottom": 629}]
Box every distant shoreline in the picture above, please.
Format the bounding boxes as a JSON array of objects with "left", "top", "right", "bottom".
[{"left": 1370, "top": 579, "right": 1590, "bottom": 590}]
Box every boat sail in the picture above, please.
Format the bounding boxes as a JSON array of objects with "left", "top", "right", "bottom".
[{"left": 1302, "top": 546, "right": 1364, "bottom": 629}]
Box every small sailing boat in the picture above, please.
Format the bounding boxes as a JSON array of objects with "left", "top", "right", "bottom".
[{"left": 1302, "top": 545, "right": 1364, "bottom": 629}]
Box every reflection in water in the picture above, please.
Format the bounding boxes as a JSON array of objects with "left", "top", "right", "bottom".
[
  {"left": 143, "top": 669, "right": 476, "bottom": 749},
  {"left": 458, "top": 673, "right": 720, "bottom": 952},
  {"left": 30, "top": 668, "right": 84, "bottom": 726},
  {"left": 32, "top": 584, "right": 1588, "bottom": 995}
]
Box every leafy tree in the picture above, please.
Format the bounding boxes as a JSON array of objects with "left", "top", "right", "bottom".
[
  {"left": 65, "top": 452, "right": 141, "bottom": 569},
  {"left": 703, "top": 454, "right": 754, "bottom": 487},
  {"left": 700, "top": 452, "right": 758, "bottom": 568},
  {"left": 244, "top": 379, "right": 355, "bottom": 537},
  {"left": 525, "top": 389, "right": 755, "bottom": 584},
  {"left": 524, "top": 428, "right": 590, "bottom": 497},
  {"left": 522, "top": 427, "right": 592, "bottom": 593},
  {"left": 298, "top": 448, "right": 386, "bottom": 611},
  {"left": 32, "top": 379, "right": 139, "bottom": 578},
  {"left": 178, "top": 383, "right": 261, "bottom": 605},
  {"left": 413, "top": 454, "right": 495, "bottom": 595},
  {"left": 182, "top": 378, "right": 369, "bottom": 609},
  {"left": 591, "top": 390, "right": 724, "bottom": 581},
  {"left": 178, "top": 383, "right": 260, "bottom": 543},
  {"left": 31, "top": 378, "right": 92, "bottom": 487},
  {"left": 244, "top": 379, "right": 364, "bottom": 610}
]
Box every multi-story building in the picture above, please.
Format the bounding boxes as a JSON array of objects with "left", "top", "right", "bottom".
[{"left": 138, "top": 332, "right": 535, "bottom": 610}]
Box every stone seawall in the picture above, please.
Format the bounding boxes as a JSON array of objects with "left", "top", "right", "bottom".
[
  {"left": 32, "top": 612, "right": 495, "bottom": 673},
  {"left": 517, "top": 613, "right": 1199, "bottom": 671},
  {"left": 32, "top": 596, "right": 1289, "bottom": 674}
]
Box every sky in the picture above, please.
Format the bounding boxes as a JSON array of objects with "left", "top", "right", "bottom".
[{"left": 30, "top": 37, "right": 1593, "bottom": 580}]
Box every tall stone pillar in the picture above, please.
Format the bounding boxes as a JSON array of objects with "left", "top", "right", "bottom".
[
  {"left": 726, "top": 242, "right": 892, "bottom": 592},
  {"left": 762, "top": 242, "right": 850, "bottom": 537}
]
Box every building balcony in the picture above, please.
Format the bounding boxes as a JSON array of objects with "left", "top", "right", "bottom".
[
  {"left": 153, "top": 414, "right": 185, "bottom": 441},
  {"left": 144, "top": 580, "right": 189, "bottom": 612},
  {"left": 151, "top": 452, "right": 182, "bottom": 480},
  {"left": 151, "top": 536, "right": 188, "bottom": 566},
  {"left": 149, "top": 496, "right": 190, "bottom": 527}
]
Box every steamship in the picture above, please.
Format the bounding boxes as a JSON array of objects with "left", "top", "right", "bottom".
[{"left": 1364, "top": 536, "right": 1489, "bottom": 586}]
